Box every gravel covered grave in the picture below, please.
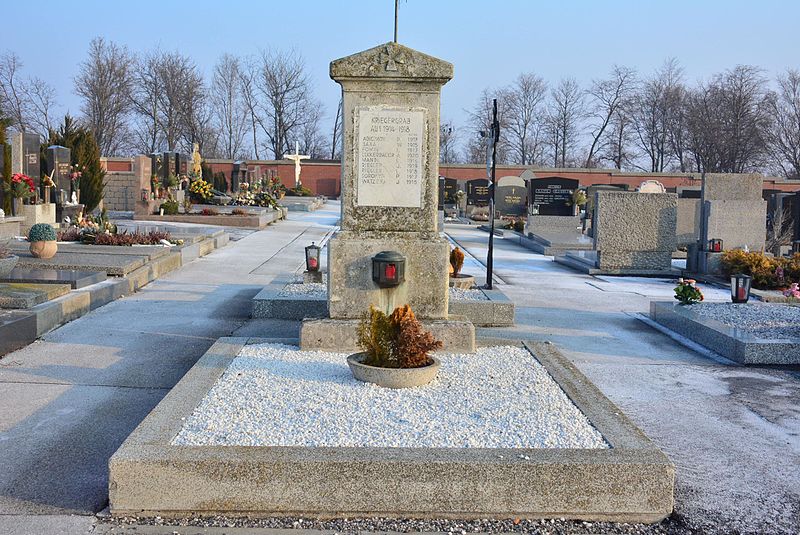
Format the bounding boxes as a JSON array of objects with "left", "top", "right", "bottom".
[
  {"left": 278, "top": 282, "right": 488, "bottom": 301},
  {"left": 688, "top": 302, "right": 800, "bottom": 340},
  {"left": 172, "top": 343, "right": 607, "bottom": 449}
]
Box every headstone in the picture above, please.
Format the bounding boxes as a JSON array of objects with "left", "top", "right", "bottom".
[
  {"left": 495, "top": 176, "right": 527, "bottom": 217},
  {"left": 11, "top": 132, "right": 41, "bottom": 179},
  {"left": 527, "top": 177, "right": 579, "bottom": 216},
  {"left": 466, "top": 178, "right": 490, "bottom": 206},
  {"left": 231, "top": 161, "right": 247, "bottom": 193},
  {"left": 677, "top": 186, "right": 701, "bottom": 199},
  {"left": 45, "top": 145, "right": 71, "bottom": 204},
  {"left": 326, "top": 42, "right": 454, "bottom": 320},
  {"left": 794, "top": 191, "right": 800, "bottom": 242},
  {"left": 150, "top": 153, "right": 163, "bottom": 182},
  {"left": 438, "top": 177, "right": 457, "bottom": 209},
  {"left": 637, "top": 180, "right": 666, "bottom": 193},
  {"left": 699, "top": 174, "right": 766, "bottom": 253},
  {"left": 176, "top": 153, "right": 190, "bottom": 175},
  {"left": 593, "top": 191, "right": 677, "bottom": 273},
  {"left": 162, "top": 152, "right": 177, "bottom": 180}
]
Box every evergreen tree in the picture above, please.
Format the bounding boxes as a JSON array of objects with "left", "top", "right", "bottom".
[
  {"left": 48, "top": 115, "right": 106, "bottom": 212},
  {"left": 0, "top": 118, "right": 11, "bottom": 214}
]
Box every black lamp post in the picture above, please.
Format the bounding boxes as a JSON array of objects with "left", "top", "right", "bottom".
[
  {"left": 708, "top": 239, "right": 723, "bottom": 253},
  {"left": 305, "top": 242, "right": 321, "bottom": 272},
  {"left": 731, "top": 274, "right": 752, "bottom": 303}
]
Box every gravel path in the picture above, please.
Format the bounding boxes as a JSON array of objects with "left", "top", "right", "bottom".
[
  {"left": 688, "top": 302, "right": 800, "bottom": 339},
  {"left": 172, "top": 343, "right": 607, "bottom": 449}
]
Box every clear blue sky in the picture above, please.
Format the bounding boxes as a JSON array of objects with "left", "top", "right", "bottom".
[{"left": 4, "top": 0, "right": 799, "bottom": 135}]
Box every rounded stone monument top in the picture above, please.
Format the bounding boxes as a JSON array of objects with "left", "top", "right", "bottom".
[{"left": 330, "top": 42, "right": 453, "bottom": 82}]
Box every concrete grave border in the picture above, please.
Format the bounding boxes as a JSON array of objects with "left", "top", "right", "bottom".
[
  {"left": 650, "top": 301, "right": 800, "bottom": 365},
  {"left": 109, "top": 337, "right": 674, "bottom": 522},
  {"left": 252, "top": 282, "right": 514, "bottom": 327}
]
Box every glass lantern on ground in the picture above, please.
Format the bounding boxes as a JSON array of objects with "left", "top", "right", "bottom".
[
  {"left": 708, "top": 239, "right": 723, "bottom": 253},
  {"left": 305, "top": 242, "right": 321, "bottom": 272},
  {"left": 731, "top": 274, "right": 752, "bottom": 304}
]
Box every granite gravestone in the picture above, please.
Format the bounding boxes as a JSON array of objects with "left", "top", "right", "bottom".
[
  {"left": 232, "top": 161, "right": 247, "bottom": 193},
  {"left": 176, "top": 153, "right": 190, "bottom": 175},
  {"left": 794, "top": 191, "right": 800, "bottom": 243},
  {"left": 11, "top": 132, "right": 41, "bottom": 179},
  {"left": 495, "top": 176, "right": 527, "bottom": 217},
  {"left": 326, "top": 42, "right": 454, "bottom": 320},
  {"left": 438, "top": 177, "right": 457, "bottom": 209},
  {"left": 162, "top": 152, "right": 177, "bottom": 181},
  {"left": 150, "top": 153, "right": 163, "bottom": 182},
  {"left": 466, "top": 178, "right": 490, "bottom": 206},
  {"left": 527, "top": 177, "right": 579, "bottom": 216},
  {"left": 45, "top": 145, "right": 71, "bottom": 204}
]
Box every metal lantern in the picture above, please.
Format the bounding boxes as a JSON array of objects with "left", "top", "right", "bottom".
[
  {"left": 731, "top": 274, "right": 752, "bottom": 304},
  {"left": 708, "top": 239, "right": 723, "bottom": 253},
  {"left": 141, "top": 189, "right": 149, "bottom": 202},
  {"left": 305, "top": 242, "right": 321, "bottom": 272},
  {"left": 372, "top": 251, "right": 406, "bottom": 288}
]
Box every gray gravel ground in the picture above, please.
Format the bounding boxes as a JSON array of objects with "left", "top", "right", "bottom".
[
  {"left": 688, "top": 302, "right": 800, "bottom": 339},
  {"left": 106, "top": 514, "right": 695, "bottom": 534}
]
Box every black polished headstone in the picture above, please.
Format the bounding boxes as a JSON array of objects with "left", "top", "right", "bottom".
[
  {"left": 162, "top": 152, "right": 177, "bottom": 180},
  {"left": 1, "top": 268, "right": 107, "bottom": 289},
  {"left": 232, "top": 161, "right": 248, "bottom": 193},
  {"left": 176, "top": 153, "right": 190, "bottom": 175},
  {"left": 150, "top": 153, "right": 163, "bottom": 182},
  {"left": 466, "top": 179, "right": 490, "bottom": 206},
  {"left": 495, "top": 183, "right": 527, "bottom": 216},
  {"left": 21, "top": 132, "right": 41, "bottom": 179},
  {"left": 46, "top": 145, "right": 71, "bottom": 204},
  {"left": 527, "top": 177, "right": 579, "bottom": 216}
]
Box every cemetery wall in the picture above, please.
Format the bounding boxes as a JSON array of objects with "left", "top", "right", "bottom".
[{"left": 104, "top": 171, "right": 139, "bottom": 211}]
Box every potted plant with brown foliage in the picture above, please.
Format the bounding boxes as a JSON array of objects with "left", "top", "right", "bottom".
[
  {"left": 448, "top": 246, "right": 475, "bottom": 289},
  {"left": 349, "top": 304, "right": 443, "bottom": 389}
]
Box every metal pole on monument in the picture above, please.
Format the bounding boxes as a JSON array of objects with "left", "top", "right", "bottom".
[{"left": 486, "top": 98, "right": 499, "bottom": 290}]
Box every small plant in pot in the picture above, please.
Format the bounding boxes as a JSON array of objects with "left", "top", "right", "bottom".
[
  {"left": 448, "top": 246, "right": 474, "bottom": 289},
  {"left": 0, "top": 240, "right": 18, "bottom": 277},
  {"left": 28, "top": 223, "right": 58, "bottom": 259},
  {"left": 349, "top": 304, "right": 443, "bottom": 389}
]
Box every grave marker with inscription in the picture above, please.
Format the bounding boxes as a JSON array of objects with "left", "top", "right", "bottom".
[
  {"left": 45, "top": 146, "right": 71, "bottom": 204},
  {"left": 527, "top": 177, "right": 579, "bottom": 216},
  {"left": 466, "top": 179, "right": 490, "bottom": 206}
]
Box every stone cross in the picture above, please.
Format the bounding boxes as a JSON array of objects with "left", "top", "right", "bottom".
[{"left": 284, "top": 141, "right": 310, "bottom": 188}]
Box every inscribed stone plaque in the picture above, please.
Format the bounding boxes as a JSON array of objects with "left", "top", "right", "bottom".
[
  {"left": 466, "top": 179, "right": 490, "bottom": 206},
  {"left": 356, "top": 106, "right": 424, "bottom": 208},
  {"left": 528, "top": 177, "right": 579, "bottom": 216},
  {"left": 495, "top": 185, "right": 527, "bottom": 216}
]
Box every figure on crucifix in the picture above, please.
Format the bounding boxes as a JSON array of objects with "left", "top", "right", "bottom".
[{"left": 284, "top": 141, "right": 310, "bottom": 188}]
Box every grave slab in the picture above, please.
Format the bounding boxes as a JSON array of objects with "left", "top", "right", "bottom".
[
  {"left": 109, "top": 337, "right": 675, "bottom": 521},
  {"left": 0, "top": 310, "right": 37, "bottom": 355},
  {"left": 1, "top": 268, "right": 107, "bottom": 289},
  {"left": 0, "top": 283, "right": 72, "bottom": 309},
  {"left": 15, "top": 252, "right": 147, "bottom": 276}
]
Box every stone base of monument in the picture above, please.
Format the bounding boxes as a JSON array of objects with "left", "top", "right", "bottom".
[
  {"left": 108, "top": 337, "right": 675, "bottom": 521},
  {"left": 556, "top": 250, "right": 681, "bottom": 277},
  {"left": 448, "top": 274, "right": 474, "bottom": 289},
  {"left": 518, "top": 230, "right": 593, "bottom": 256},
  {"left": 299, "top": 316, "right": 476, "bottom": 352}
]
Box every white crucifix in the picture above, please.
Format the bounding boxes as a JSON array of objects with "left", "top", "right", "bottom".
[{"left": 284, "top": 141, "right": 310, "bottom": 188}]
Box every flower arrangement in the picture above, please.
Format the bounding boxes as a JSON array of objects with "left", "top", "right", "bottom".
[
  {"left": 4, "top": 173, "right": 36, "bottom": 199},
  {"left": 57, "top": 210, "right": 117, "bottom": 243},
  {"left": 69, "top": 166, "right": 83, "bottom": 187},
  {"left": 572, "top": 189, "right": 588, "bottom": 207},
  {"left": 356, "top": 304, "right": 442, "bottom": 369},
  {"left": 674, "top": 278, "right": 704, "bottom": 305},
  {"left": 160, "top": 198, "right": 179, "bottom": 215},
  {"left": 783, "top": 283, "right": 800, "bottom": 299},
  {"left": 188, "top": 178, "right": 213, "bottom": 201},
  {"left": 450, "top": 246, "right": 465, "bottom": 276},
  {"left": 41, "top": 173, "right": 55, "bottom": 188}
]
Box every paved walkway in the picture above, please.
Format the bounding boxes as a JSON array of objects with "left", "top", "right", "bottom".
[
  {"left": 0, "top": 204, "right": 340, "bottom": 534},
  {"left": 0, "top": 210, "right": 798, "bottom": 534}
]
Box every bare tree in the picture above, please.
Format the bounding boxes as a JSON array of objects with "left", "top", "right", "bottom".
[
  {"left": 464, "top": 88, "right": 509, "bottom": 164},
  {"left": 686, "top": 65, "right": 770, "bottom": 173},
  {"left": 0, "top": 52, "right": 28, "bottom": 131},
  {"left": 296, "top": 99, "right": 329, "bottom": 158},
  {"left": 439, "top": 120, "right": 460, "bottom": 164},
  {"left": 632, "top": 59, "right": 684, "bottom": 172},
  {"left": 254, "top": 49, "right": 311, "bottom": 159},
  {"left": 766, "top": 69, "right": 800, "bottom": 178},
  {"left": 330, "top": 96, "right": 342, "bottom": 160},
  {"left": 210, "top": 54, "right": 248, "bottom": 159},
  {"left": 584, "top": 66, "right": 636, "bottom": 167},
  {"left": 130, "top": 51, "right": 164, "bottom": 154},
  {"left": 598, "top": 104, "right": 637, "bottom": 170},
  {"left": 239, "top": 60, "right": 261, "bottom": 159},
  {"left": 74, "top": 38, "right": 133, "bottom": 155},
  {"left": 767, "top": 205, "right": 795, "bottom": 255},
  {"left": 22, "top": 77, "right": 58, "bottom": 140},
  {"left": 503, "top": 73, "right": 547, "bottom": 165},
  {"left": 546, "top": 78, "right": 584, "bottom": 168}
]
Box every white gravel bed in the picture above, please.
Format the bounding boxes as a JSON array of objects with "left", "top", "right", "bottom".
[
  {"left": 688, "top": 302, "right": 800, "bottom": 339},
  {"left": 448, "top": 287, "right": 488, "bottom": 301},
  {"left": 277, "top": 282, "right": 488, "bottom": 302},
  {"left": 172, "top": 343, "right": 607, "bottom": 449},
  {"left": 277, "top": 282, "right": 326, "bottom": 297}
]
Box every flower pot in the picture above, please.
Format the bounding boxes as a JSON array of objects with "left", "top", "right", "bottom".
[
  {"left": 0, "top": 255, "right": 18, "bottom": 277},
  {"left": 12, "top": 198, "right": 23, "bottom": 217},
  {"left": 29, "top": 240, "right": 57, "bottom": 259},
  {"left": 449, "top": 273, "right": 475, "bottom": 289},
  {"left": 346, "top": 353, "right": 441, "bottom": 389}
]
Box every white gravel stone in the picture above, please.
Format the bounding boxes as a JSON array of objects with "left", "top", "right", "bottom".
[
  {"left": 448, "top": 287, "right": 488, "bottom": 301},
  {"left": 687, "top": 302, "right": 800, "bottom": 340},
  {"left": 172, "top": 344, "right": 607, "bottom": 449},
  {"left": 277, "top": 282, "right": 326, "bottom": 297}
]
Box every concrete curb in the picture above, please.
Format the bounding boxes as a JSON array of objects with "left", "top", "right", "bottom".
[
  {"left": 108, "top": 338, "right": 675, "bottom": 522},
  {"left": 649, "top": 301, "right": 800, "bottom": 365}
]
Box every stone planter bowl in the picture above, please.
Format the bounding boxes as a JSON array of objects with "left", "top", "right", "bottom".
[
  {"left": 449, "top": 273, "right": 475, "bottom": 289},
  {"left": 0, "top": 255, "right": 18, "bottom": 277},
  {"left": 347, "top": 353, "right": 441, "bottom": 389},
  {"left": 30, "top": 240, "right": 57, "bottom": 259}
]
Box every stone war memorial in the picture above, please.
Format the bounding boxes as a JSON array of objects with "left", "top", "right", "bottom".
[{"left": 108, "top": 40, "right": 675, "bottom": 524}]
